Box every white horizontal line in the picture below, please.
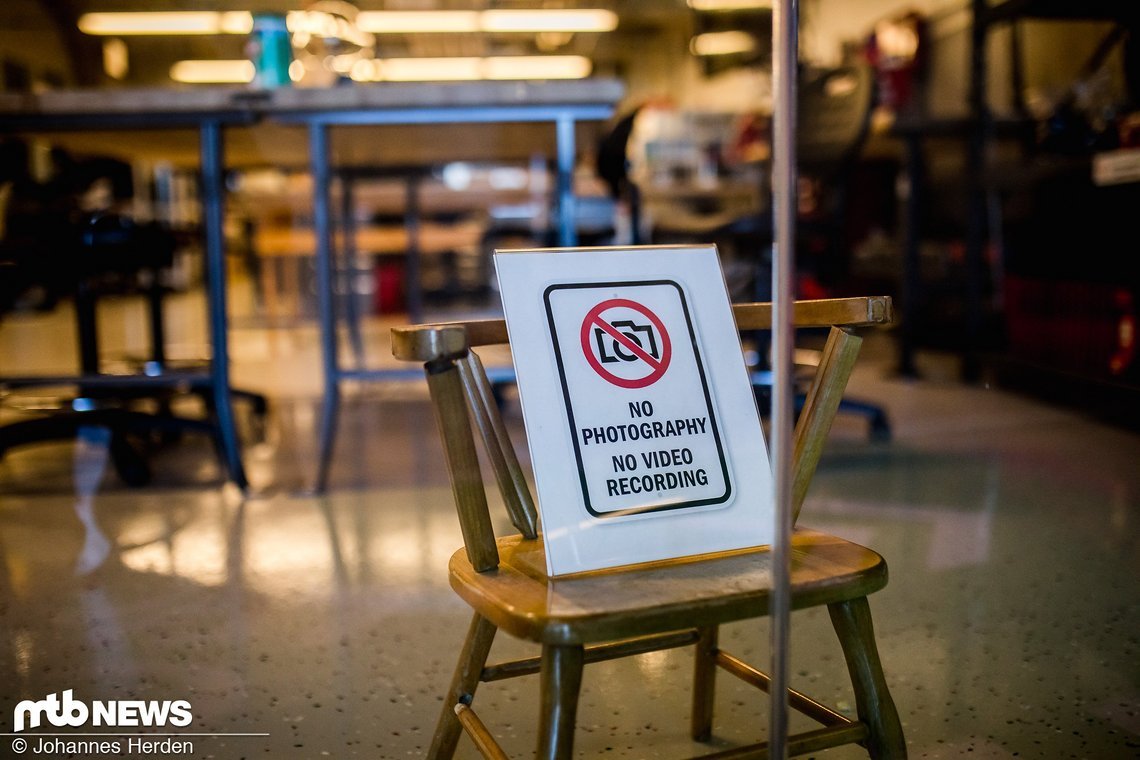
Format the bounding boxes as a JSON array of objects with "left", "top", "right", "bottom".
[{"left": 0, "top": 733, "right": 269, "bottom": 736}]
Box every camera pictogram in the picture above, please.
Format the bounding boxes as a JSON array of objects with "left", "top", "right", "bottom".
[{"left": 593, "top": 319, "right": 661, "bottom": 363}]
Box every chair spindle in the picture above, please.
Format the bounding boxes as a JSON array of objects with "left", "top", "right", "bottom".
[
  {"left": 426, "top": 356, "right": 500, "bottom": 572},
  {"left": 457, "top": 351, "right": 539, "bottom": 540},
  {"left": 791, "top": 326, "right": 863, "bottom": 524}
]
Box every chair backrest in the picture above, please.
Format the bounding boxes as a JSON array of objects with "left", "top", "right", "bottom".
[
  {"left": 797, "top": 64, "right": 875, "bottom": 174},
  {"left": 392, "top": 295, "right": 892, "bottom": 573}
]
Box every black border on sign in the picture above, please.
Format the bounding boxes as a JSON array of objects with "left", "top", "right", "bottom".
[{"left": 543, "top": 280, "right": 732, "bottom": 519}]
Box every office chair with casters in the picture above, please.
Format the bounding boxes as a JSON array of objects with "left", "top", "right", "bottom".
[
  {"left": 392, "top": 296, "right": 905, "bottom": 759},
  {"left": 639, "top": 67, "right": 891, "bottom": 441},
  {"left": 796, "top": 64, "right": 877, "bottom": 289},
  {"left": 785, "top": 65, "right": 892, "bottom": 441},
  {"left": 0, "top": 212, "right": 268, "bottom": 486}
]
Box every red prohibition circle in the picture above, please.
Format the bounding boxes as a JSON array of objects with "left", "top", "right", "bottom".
[{"left": 579, "top": 298, "right": 672, "bottom": 388}]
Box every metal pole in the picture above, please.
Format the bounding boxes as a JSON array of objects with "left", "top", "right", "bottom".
[
  {"left": 311, "top": 121, "right": 340, "bottom": 493},
  {"left": 770, "top": 1, "right": 798, "bottom": 757},
  {"left": 555, "top": 113, "right": 578, "bottom": 247},
  {"left": 200, "top": 119, "right": 248, "bottom": 491}
]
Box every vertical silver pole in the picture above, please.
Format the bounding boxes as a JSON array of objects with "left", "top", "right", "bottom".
[{"left": 770, "top": 0, "right": 798, "bottom": 758}]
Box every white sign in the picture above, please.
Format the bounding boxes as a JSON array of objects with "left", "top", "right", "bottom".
[
  {"left": 546, "top": 282, "right": 730, "bottom": 517},
  {"left": 495, "top": 246, "right": 773, "bottom": 576}
]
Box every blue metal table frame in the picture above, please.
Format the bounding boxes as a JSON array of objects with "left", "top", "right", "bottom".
[
  {"left": 2, "top": 81, "right": 622, "bottom": 493},
  {"left": 274, "top": 100, "right": 616, "bottom": 492}
]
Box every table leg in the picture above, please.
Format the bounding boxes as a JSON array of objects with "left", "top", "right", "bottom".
[
  {"left": 311, "top": 121, "right": 340, "bottom": 493},
  {"left": 200, "top": 120, "right": 248, "bottom": 490},
  {"left": 555, "top": 113, "right": 578, "bottom": 247}
]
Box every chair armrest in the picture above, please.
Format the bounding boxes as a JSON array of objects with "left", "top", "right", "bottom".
[
  {"left": 392, "top": 324, "right": 470, "bottom": 363},
  {"left": 732, "top": 296, "right": 893, "bottom": 331}
]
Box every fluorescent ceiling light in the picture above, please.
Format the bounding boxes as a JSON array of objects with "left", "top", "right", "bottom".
[
  {"left": 687, "top": 0, "right": 772, "bottom": 10},
  {"left": 483, "top": 56, "right": 592, "bottom": 80},
  {"left": 690, "top": 30, "right": 757, "bottom": 56},
  {"left": 82, "top": 9, "right": 617, "bottom": 36},
  {"left": 343, "top": 9, "right": 618, "bottom": 34},
  {"left": 170, "top": 59, "right": 255, "bottom": 84},
  {"left": 354, "top": 11, "right": 480, "bottom": 34},
  {"left": 79, "top": 11, "right": 253, "bottom": 35},
  {"left": 480, "top": 10, "right": 618, "bottom": 33},
  {"left": 382, "top": 57, "right": 484, "bottom": 82},
  {"left": 349, "top": 55, "right": 593, "bottom": 83}
]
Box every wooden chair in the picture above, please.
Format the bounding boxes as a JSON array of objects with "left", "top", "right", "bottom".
[{"left": 391, "top": 295, "right": 905, "bottom": 759}]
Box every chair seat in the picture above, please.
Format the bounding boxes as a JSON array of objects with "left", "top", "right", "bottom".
[{"left": 449, "top": 528, "right": 887, "bottom": 646}]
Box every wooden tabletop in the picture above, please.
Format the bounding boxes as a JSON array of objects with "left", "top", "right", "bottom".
[
  {"left": 0, "top": 79, "right": 622, "bottom": 122},
  {"left": 0, "top": 80, "right": 624, "bottom": 169}
]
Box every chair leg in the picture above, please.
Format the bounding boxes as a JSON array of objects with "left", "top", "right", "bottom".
[
  {"left": 690, "top": 626, "right": 719, "bottom": 741},
  {"left": 428, "top": 613, "right": 498, "bottom": 760},
  {"left": 536, "top": 643, "right": 585, "bottom": 760},
  {"left": 828, "top": 597, "right": 907, "bottom": 759}
]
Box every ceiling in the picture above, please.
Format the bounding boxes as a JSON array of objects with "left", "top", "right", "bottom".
[{"left": 13, "top": 1, "right": 701, "bottom": 89}]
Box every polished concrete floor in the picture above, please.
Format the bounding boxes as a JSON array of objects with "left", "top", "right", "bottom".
[{"left": 1, "top": 288, "right": 1139, "bottom": 759}]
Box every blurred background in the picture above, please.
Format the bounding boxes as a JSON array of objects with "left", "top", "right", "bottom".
[{"left": 1, "top": 3, "right": 1139, "bottom": 757}]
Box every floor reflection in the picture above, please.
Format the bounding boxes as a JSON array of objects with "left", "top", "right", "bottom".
[
  {"left": 72, "top": 426, "right": 113, "bottom": 576},
  {"left": 1, "top": 311, "right": 1138, "bottom": 757}
]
